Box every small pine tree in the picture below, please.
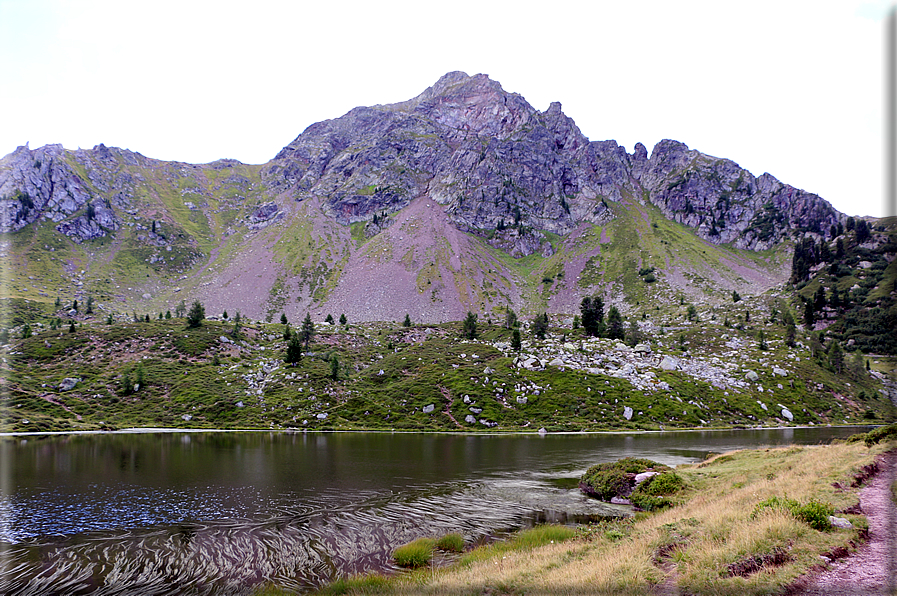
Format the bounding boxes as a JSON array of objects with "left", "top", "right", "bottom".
[
  {"left": 511, "top": 328, "right": 522, "bottom": 351},
  {"left": 285, "top": 335, "right": 303, "bottom": 365},
  {"left": 106, "top": 314, "right": 113, "bottom": 325},
  {"left": 280, "top": 313, "right": 288, "bottom": 325},
  {"left": 532, "top": 312, "right": 549, "bottom": 339},
  {"left": 757, "top": 329, "right": 767, "bottom": 350},
  {"left": 175, "top": 300, "right": 187, "bottom": 318},
  {"left": 72, "top": 299, "right": 78, "bottom": 312},
  {"left": 165, "top": 310, "right": 171, "bottom": 320},
  {"left": 158, "top": 312, "right": 163, "bottom": 320},
  {"left": 301, "top": 313, "right": 315, "bottom": 349},
  {"left": 504, "top": 308, "right": 518, "bottom": 330},
  {"left": 69, "top": 321, "right": 76, "bottom": 333},
  {"left": 283, "top": 325, "right": 291, "bottom": 341},
  {"left": 86, "top": 295, "right": 94, "bottom": 314},
  {"left": 186, "top": 301, "right": 205, "bottom": 328},
  {"left": 732, "top": 290, "right": 741, "bottom": 303},
  {"left": 144, "top": 314, "right": 150, "bottom": 322},
  {"left": 121, "top": 369, "right": 133, "bottom": 396},
  {"left": 231, "top": 311, "right": 242, "bottom": 339},
  {"left": 607, "top": 306, "right": 625, "bottom": 340},
  {"left": 325, "top": 314, "right": 334, "bottom": 324},
  {"left": 686, "top": 305, "right": 698, "bottom": 322},
  {"left": 828, "top": 340, "right": 844, "bottom": 373},
  {"left": 462, "top": 312, "right": 478, "bottom": 340},
  {"left": 330, "top": 354, "right": 340, "bottom": 380},
  {"left": 223, "top": 310, "right": 228, "bottom": 320},
  {"left": 21, "top": 324, "right": 31, "bottom": 339},
  {"left": 339, "top": 313, "right": 347, "bottom": 326},
  {"left": 403, "top": 314, "right": 412, "bottom": 327}
]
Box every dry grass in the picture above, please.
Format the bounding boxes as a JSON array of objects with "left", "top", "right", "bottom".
[{"left": 307, "top": 441, "right": 891, "bottom": 596}]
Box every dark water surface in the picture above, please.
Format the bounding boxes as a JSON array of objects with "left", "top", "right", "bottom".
[{"left": 0, "top": 427, "right": 866, "bottom": 594}]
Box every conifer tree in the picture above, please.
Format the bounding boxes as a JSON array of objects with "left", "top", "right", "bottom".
[
  {"left": 300, "top": 313, "right": 315, "bottom": 349},
  {"left": 462, "top": 312, "right": 478, "bottom": 339}
]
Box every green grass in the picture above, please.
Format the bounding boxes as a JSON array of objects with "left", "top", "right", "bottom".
[{"left": 393, "top": 537, "right": 436, "bottom": 568}]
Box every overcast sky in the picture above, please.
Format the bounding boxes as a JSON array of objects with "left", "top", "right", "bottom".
[{"left": 0, "top": 0, "right": 893, "bottom": 218}]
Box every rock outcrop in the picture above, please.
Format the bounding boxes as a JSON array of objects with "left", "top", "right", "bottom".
[{"left": 2, "top": 72, "right": 845, "bottom": 253}]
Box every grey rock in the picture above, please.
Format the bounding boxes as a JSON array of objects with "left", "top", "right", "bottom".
[
  {"left": 745, "top": 370, "right": 760, "bottom": 382},
  {"left": 623, "top": 406, "right": 634, "bottom": 420},
  {"left": 828, "top": 516, "right": 852, "bottom": 529},
  {"left": 422, "top": 404, "right": 435, "bottom": 413},
  {"left": 772, "top": 367, "right": 787, "bottom": 377},
  {"left": 610, "top": 497, "right": 631, "bottom": 505},
  {"left": 516, "top": 396, "right": 528, "bottom": 404},
  {"left": 182, "top": 414, "right": 192, "bottom": 422},
  {"left": 316, "top": 413, "right": 328, "bottom": 420},
  {"left": 469, "top": 407, "right": 483, "bottom": 414},
  {"left": 59, "top": 377, "right": 80, "bottom": 391},
  {"left": 635, "top": 471, "right": 658, "bottom": 484},
  {"left": 633, "top": 343, "right": 651, "bottom": 354},
  {"left": 465, "top": 415, "right": 477, "bottom": 423},
  {"left": 780, "top": 408, "right": 794, "bottom": 421}
]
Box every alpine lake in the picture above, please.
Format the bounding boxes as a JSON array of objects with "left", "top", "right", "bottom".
[{"left": 0, "top": 426, "right": 868, "bottom": 595}]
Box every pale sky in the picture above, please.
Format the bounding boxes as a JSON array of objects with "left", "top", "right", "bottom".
[{"left": 0, "top": 0, "right": 893, "bottom": 218}]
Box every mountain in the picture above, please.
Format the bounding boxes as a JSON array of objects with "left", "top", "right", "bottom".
[{"left": 0, "top": 72, "right": 859, "bottom": 325}]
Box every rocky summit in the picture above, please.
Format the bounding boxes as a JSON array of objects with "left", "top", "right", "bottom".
[{"left": 0, "top": 72, "right": 869, "bottom": 325}]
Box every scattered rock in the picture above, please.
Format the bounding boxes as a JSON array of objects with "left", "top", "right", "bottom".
[
  {"left": 422, "top": 404, "right": 435, "bottom": 414},
  {"left": 828, "top": 516, "right": 852, "bottom": 529},
  {"left": 745, "top": 370, "right": 760, "bottom": 382},
  {"left": 623, "top": 406, "right": 634, "bottom": 420},
  {"left": 59, "top": 377, "right": 80, "bottom": 391}
]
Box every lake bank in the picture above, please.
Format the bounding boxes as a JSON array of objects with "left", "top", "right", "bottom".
[{"left": 281, "top": 436, "right": 897, "bottom": 596}]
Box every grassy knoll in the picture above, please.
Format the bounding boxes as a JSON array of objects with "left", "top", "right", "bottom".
[{"left": 253, "top": 437, "right": 894, "bottom": 596}]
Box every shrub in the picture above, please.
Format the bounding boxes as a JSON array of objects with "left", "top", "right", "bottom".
[
  {"left": 752, "top": 496, "right": 834, "bottom": 531},
  {"left": 864, "top": 423, "right": 897, "bottom": 447},
  {"left": 580, "top": 457, "right": 666, "bottom": 501},
  {"left": 393, "top": 537, "right": 435, "bottom": 568},
  {"left": 436, "top": 533, "right": 465, "bottom": 553},
  {"left": 630, "top": 472, "right": 685, "bottom": 511}
]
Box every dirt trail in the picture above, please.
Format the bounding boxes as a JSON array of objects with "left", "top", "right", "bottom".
[{"left": 792, "top": 450, "right": 897, "bottom": 596}]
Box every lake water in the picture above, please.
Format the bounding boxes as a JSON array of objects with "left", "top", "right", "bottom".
[{"left": 0, "top": 427, "right": 866, "bottom": 595}]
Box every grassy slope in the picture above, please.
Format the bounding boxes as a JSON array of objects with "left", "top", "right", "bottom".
[
  {"left": 2, "top": 289, "right": 893, "bottom": 433},
  {"left": 260, "top": 440, "right": 895, "bottom": 596}
]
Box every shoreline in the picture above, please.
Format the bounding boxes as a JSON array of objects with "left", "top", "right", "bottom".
[{"left": 0, "top": 423, "right": 880, "bottom": 439}]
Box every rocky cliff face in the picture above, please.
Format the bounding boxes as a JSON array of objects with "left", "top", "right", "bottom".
[{"left": 262, "top": 72, "right": 841, "bottom": 253}]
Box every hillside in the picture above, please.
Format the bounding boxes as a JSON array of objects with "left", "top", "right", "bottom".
[{"left": 0, "top": 72, "right": 848, "bottom": 325}]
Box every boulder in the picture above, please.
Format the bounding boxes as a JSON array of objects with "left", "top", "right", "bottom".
[
  {"left": 634, "top": 471, "right": 658, "bottom": 484},
  {"left": 633, "top": 343, "right": 651, "bottom": 355},
  {"left": 780, "top": 407, "right": 794, "bottom": 421},
  {"left": 829, "top": 516, "right": 852, "bottom": 529},
  {"left": 623, "top": 406, "right": 634, "bottom": 420},
  {"left": 465, "top": 415, "right": 477, "bottom": 423},
  {"left": 745, "top": 370, "right": 760, "bottom": 382},
  {"left": 422, "top": 404, "right": 435, "bottom": 413},
  {"left": 772, "top": 367, "right": 787, "bottom": 377},
  {"left": 660, "top": 356, "right": 679, "bottom": 371},
  {"left": 59, "top": 377, "right": 80, "bottom": 391}
]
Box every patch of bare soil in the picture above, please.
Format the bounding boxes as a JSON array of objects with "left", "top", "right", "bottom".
[{"left": 790, "top": 450, "right": 897, "bottom": 596}]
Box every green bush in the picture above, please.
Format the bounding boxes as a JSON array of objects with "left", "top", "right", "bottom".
[
  {"left": 753, "top": 496, "right": 834, "bottom": 531},
  {"left": 630, "top": 472, "right": 685, "bottom": 511},
  {"left": 864, "top": 423, "right": 897, "bottom": 447},
  {"left": 393, "top": 537, "right": 435, "bottom": 568},
  {"left": 580, "top": 458, "right": 667, "bottom": 501},
  {"left": 436, "top": 533, "right": 465, "bottom": 553}
]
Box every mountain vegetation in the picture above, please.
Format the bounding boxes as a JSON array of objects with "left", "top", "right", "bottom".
[{"left": 0, "top": 71, "right": 894, "bottom": 432}]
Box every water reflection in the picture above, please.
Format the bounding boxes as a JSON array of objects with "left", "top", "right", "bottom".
[{"left": 0, "top": 427, "right": 867, "bottom": 594}]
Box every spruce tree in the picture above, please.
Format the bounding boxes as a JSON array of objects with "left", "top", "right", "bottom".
[
  {"left": 300, "top": 313, "right": 315, "bottom": 349},
  {"left": 187, "top": 301, "right": 205, "bottom": 328},
  {"left": 403, "top": 314, "right": 412, "bottom": 327},
  {"left": 462, "top": 312, "right": 478, "bottom": 340},
  {"left": 280, "top": 313, "right": 288, "bottom": 325},
  {"left": 532, "top": 312, "right": 549, "bottom": 339},
  {"left": 511, "top": 328, "right": 522, "bottom": 351},
  {"left": 285, "top": 335, "right": 303, "bottom": 365},
  {"left": 606, "top": 306, "right": 624, "bottom": 340},
  {"left": 339, "top": 313, "right": 347, "bottom": 326}
]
